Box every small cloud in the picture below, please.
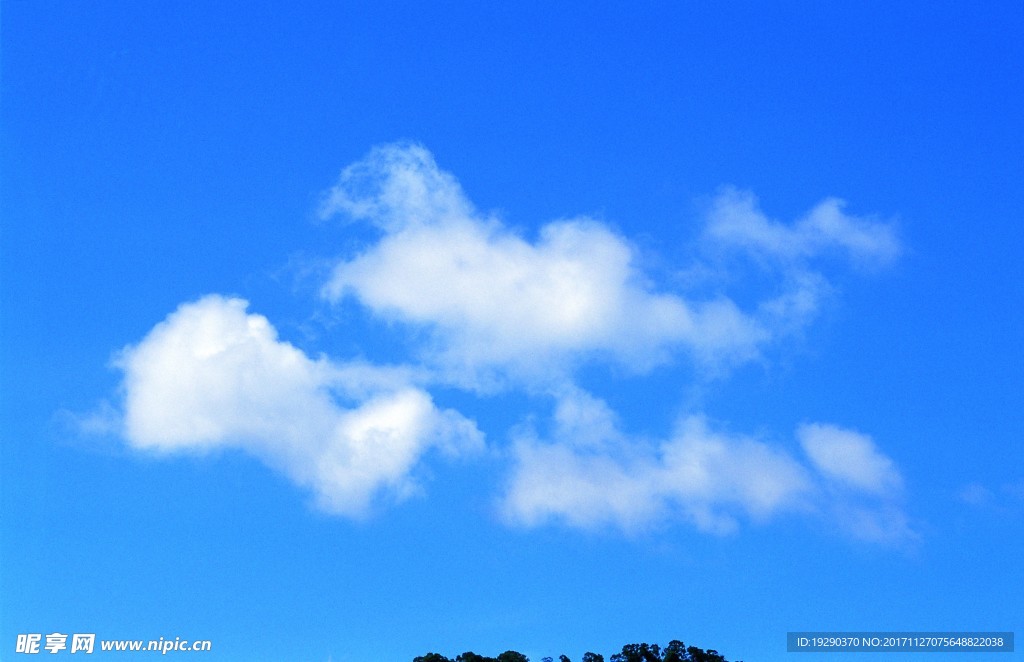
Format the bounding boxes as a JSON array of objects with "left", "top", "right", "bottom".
[
  {"left": 67, "top": 399, "right": 123, "bottom": 437},
  {"left": 834, "top": 503, "right": 917, "bottom": 546},
  {"left": 957, "top": 480, "right": 1024, "bottom": 513},
  {"left": 705, "top": 187, "right": 901, "bottom": 268},
  {"left": 957, "top": 482, "right": 995, "bottom": 506},
  {"left": 798, "top": 423, "right": 903, "bottom": 496},
  {"left": 319, "top": 142, "right": 473, "bottom": 232}
]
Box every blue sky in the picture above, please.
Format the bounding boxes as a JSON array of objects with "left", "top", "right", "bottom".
[{"left": 2, "top": 3, "right": 1022, "bottom": 661}]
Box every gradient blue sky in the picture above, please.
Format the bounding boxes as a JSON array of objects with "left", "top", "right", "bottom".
[{"left": 2, "top": 3, "right": 1022, "bottom": 661}]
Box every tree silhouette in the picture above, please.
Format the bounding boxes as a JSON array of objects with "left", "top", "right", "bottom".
[
  {"left": 414, "top": 654, "right": 453, "bottom": 662},
  {"left": 662, "top": 641, "right": 687, "bottom": 662},
  {"left": 456, "top": 653, "right": 495, "bottom": 662},
  {"left": 413, "top": 639, "right": 736, "bottom": 662},
  {"left": 611, "top": 642, "right": 661, "bottom": 662}
]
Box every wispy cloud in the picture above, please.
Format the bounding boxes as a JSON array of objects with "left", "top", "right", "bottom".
[
  {"left": 957, "top": 480, "right": 1024, "bottom": 512},
  {"left": 116, "top": 295, "right": 482, "bottom": 516},
  {"left": 704, "top": 187, "right": 901, "bottom": 268}
]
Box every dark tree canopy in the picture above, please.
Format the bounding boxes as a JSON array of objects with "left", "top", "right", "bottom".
[
  {"left": 662, "top": 641, "right": 687, "bottom": 662},
  {"left": 413, "top": 639, "right": 735, "bottom": 662},
  {"left": 414, "top": 654, "right": 454, "bottom": 662},
  {"left": 610, "top": 642, "right": 661, "bottom": 662},
  {"left": 608, "top": 641, "right": 729, "bottom": 662},
  {"left": 456, "top": 653, "right": 496, "bottom": 662}
]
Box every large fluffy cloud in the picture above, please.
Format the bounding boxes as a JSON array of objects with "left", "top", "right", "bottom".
[
  {"left": 117, "top": 295, "right": 483, "bottom": 516},
  {"left": 320, "top": 144, "right": 901, "bottom": 390},
  {"left": 320, "top": 145, "right": 774, "bottom": 385}
]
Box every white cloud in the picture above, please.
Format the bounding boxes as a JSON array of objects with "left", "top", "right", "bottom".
[
  {"left": 833, "top": 503, "right": 916, "bottom": 546},
  {"left": 319, "top": 143, "right": 472, "bottom": 232},
  {"left": 957, "top": 480, "right": 1024, "bottom": 512},
  {"left": 957, "top": 482, "right": 996, "bottom": 506},
  {"left": 694, "top": 188, "right": 900, "bottom": 357},
  {"left": 319, "top": 146, "right": 900, "bottom": 391},
  {"left": 664, "top": 417, "right": 816, "bottom": 529},
  {"left": 116, "top": 295, "right": 483, "bottom": 516},
  {"left": 502, "top": 440, "right": 667, "bottom": 533},
  {"left": 705, "top": 187, "right": 901, "bottom": 267},
  {"left": 798, "top": 423, "right": 903, "bottom": 496},
  {"left": 502, "top": 391, "right": 912, "bottom": 543},
  {"left": 502, "top": 406, "right": 812, "bottom": 535},
  {"left": 319, "top": 144, "right": 789, "bottom": 386}
]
